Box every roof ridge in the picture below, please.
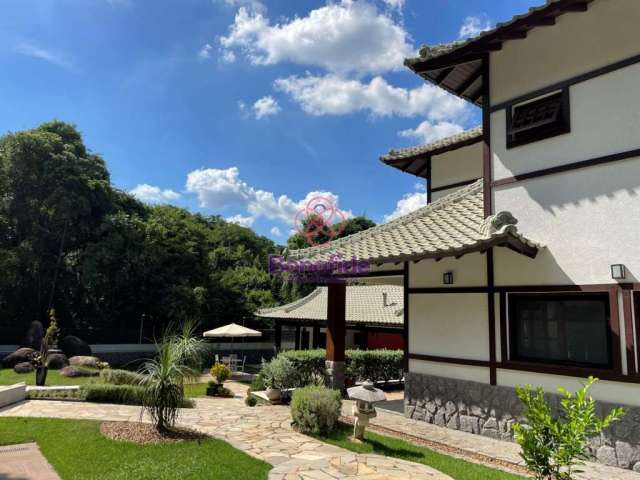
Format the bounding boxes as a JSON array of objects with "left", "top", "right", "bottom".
[
  {"left": 257, "top": 287, "right": 325, "bottom": 315},
  {"left": 287, "top": 179, "right": 483, "bottom": 260},
  {"left": 381, "top": 125, "right": 482, "bottom": 161}
]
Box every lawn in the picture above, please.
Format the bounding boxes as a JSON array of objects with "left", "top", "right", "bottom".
[
  {"left": 319, "top": 425, "right": 526, "bottom": 480},
  {"left": 0, "top": 417, "right": 271, "bottom": 480}
]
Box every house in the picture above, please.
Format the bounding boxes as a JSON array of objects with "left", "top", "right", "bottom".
[
  {"left": 256, "top": 285, "right": 404, "bottom": 351},
  {"left": 285, "top": 0, "right": 640, "bottom": 470}
]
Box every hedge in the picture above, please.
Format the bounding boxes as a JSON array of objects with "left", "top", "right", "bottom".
[
  {"left": 99, "top": 368, "right": 143, "bottom": 386},
  {"left": 268, "top": 349, "right": 403, "bottom": 388},
  {"left": 81, "top": 384, "right": 194, "bottom": 408},
  {"left": 291, "top": 386, "right": 342, "bottom": 435}
]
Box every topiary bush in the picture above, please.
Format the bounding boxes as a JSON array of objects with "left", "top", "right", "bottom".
[
  {"left": 59, "top": 335, "right": 92, "bottom": 358},
  {"left": 346, "top": 349, "right": 403, "bottom": 385},
  {"left": 210, "top": 362, "right": 231, "bottom": 384},
  {"left": 245, "top": 395, "right": 257, "bottom": 407},
  {"left": 278, "top": 349, "right": 326, "bottom": 386},
  {"left": 291, "top": 386, "right": 342, "bottom": 435},
  {"left": 100, "top": 368, "right": 143, "bottom": 385}
]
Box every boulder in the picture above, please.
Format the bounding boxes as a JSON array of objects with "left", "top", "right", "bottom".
[
  {"left": 13, "top": 362, "right": 34, "bottom": 374},
  {"left": 2, "top": 348, "right": 36, "bottom": 368},
  {"left": 59, "top": 335, "right": 92, "bottom": 358},
  {"left": 69, "top": 356, "right": 100, "bottom": 368},
  {"left": 46, "top": 353, "right": 69, "bottom": 369},
  {"left": 60, "top": 366, "right": 99, "bottom": 378},
  {"left": 22, "top": 321, "right": 44, "bottom": 350}
]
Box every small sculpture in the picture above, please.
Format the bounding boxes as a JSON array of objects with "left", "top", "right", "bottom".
[{"left": 347, "top": 380, "right": 386, "bottom": 440}]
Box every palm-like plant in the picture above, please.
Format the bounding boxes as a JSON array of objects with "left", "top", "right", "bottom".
[{"left": 138, "top": 321, "right": 206, "bottom": 432}]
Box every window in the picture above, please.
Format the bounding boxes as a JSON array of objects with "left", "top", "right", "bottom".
[
  {"left": 508, "top": 293, "right": 611, "bottom": 369},
  {"left": 506, "top": 89, "right": 570, "bottom": 148}
]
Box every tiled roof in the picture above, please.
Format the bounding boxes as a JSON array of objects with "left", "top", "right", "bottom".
[
  {"left": 381, "top": 126, "right": 482, "bottom": 162},
  {"left": 256, "top": 285, "right": 403, "bottom": 327},
  {"left": 286, "top": 180, "right": 541, "bottom": 265}
]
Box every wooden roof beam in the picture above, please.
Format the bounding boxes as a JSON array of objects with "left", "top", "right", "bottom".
[
  {"left": 455, "top": 65, "right": 482, "bottom": 96},
  {"left": 434, "top": 66, "right": 455, "bottom": 84}
]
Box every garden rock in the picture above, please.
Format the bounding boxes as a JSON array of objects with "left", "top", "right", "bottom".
[
  {"left": 69, "top": 355, "right": 100, "bottom": 368},
  {"left": 60, "top": 366, "right": 99, "bottom": 378},
  {"left": 2, "top": 348, "right": 36, "bottom": 368},
  {"left": 22, "top": 321, "right": 44, "bottom": 350},
  {"left": 13, "top": 362, "right": 34, "bottom": 374},
  {"left": 59, "top": 335, "right": 92, "bottom": 358},
  {"left": 46, "top": 353, "right": 69, "bottom": 369}
]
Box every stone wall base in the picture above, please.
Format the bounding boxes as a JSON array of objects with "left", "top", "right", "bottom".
[{"left": 404, "top": 372, "right": 640, "bottom": 471}]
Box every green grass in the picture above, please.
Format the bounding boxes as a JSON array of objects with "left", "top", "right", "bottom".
[
  {"left": 318, "top": 425, "right": 525, "bottom": 480},
  {"left": 0, "top": 368, "right": 99, "bottom": 386},
  {"left": 0, "top": 417, "right": 271, "bottom": 480}
]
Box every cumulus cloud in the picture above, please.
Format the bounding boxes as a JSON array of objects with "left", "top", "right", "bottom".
[
  {"left": 253, "top": 95, "right": 280, "bottom": 119},
  {"left": 381, "top": 0, "right": 404, "bottom": 10},
  {"left": 275, "top": 74, "right": 466, "bottom": 119},
  {"left": 270, "top": 226, "right": 283, "bottom": 237},
  {"left": 226, "top": 214, "right": 255, "bottom": 227},
  {"left": 130, "top": 184, "right": 181, "bottom": 204},
  {"left": 398, "top": 120, "right": 464, "bottom": 144},
  {"left": 459, "top": 15, "right": 491, "bottom": 39},
  {"left": 219, "top": 1, "right": 413, "bottom": 75},
  {"left": 185, "top": 167, "right": 351, "bottom": 226},
  {"left": 384, "top": 191, "right": 427, "bottom": 222},
  {"left": 219, "top": 0, "right": 266, "bottom": 14}
]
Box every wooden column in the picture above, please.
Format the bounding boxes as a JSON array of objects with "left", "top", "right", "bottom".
[
  {"left": 403, "top": 261, "right": 409, "bottom": 371},
  {"left": 326, "top": 282, "right": 346, "bottom": 389},
  {"left": 487, "top": 249, "right": 497, "bottom": 386},
  {"left": 481, "top": 53, "right": 493, "bottom": 217},
  {"left": 326, "top": 282, "right": 346, "bottom": 362},
  {"left": 274, "top": 322, "right": 282, "bottom": 352}
]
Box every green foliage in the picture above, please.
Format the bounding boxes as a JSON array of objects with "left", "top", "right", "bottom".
[
  {"left": 513, "top": 377, "right": 625, "bottom": 480},
  {"left": 245, "top": 395, "right": 257, "bottom": 407},
  {"left": 81, "top": 384, "right": 153, "bottom": 406},
  {"left": 291, "top": 386, "right": 342, "bottom": 435},
  {"left": 138, "top": 324, "right": 205, "bottom": 431},
  {"left": 249, "top": 371, "right": 266, "bottom": 392},
  {"left": 260, "top": 356, "right": 296, "bottom": 390},
  {"left": 100, "top": 368, "right": 143, "bottom": 385},
  {"left": 210, "top": 363, "right": 231, "bottom": 384},
  {"left": 345, "top": 349, "right": 403, "bottom": 384},
  {"left": 278, "top": 349, "right": 327, "bottom": 385},
  {"left": 287, "top": 215, "right": 375, "bottom": 249}
]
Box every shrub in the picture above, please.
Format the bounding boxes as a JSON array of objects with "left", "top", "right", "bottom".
[
  {"left": 291, "top": 386, "right": 342, "bottom": 435},
  {"left": 100, "top": 368, "right": 143, "bottom": 385},
  {"left": 278, "top": 349, "right": 326, "bottom": 386},
  {"left": 245, "top": 395, "right": 257, "bottom": 407},
  {"left": 249, "top": 371, "right": 266, "bottom": 392},
  {"left": 81, "top": 383, "right": 194, "bottom": 408},
  {"left": 514, "top": 377, "right": 624, "bottom": 480},
  {"left": 261, "top": 356, "right": 296, "bottom": 390},
  {"left": 346, "top": 349, "right": 403, "bottom": 384},
  {"left": 210, "top": 363, "right": 231, "bottom": 384}
]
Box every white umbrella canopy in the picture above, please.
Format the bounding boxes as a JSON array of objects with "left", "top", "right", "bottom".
[{"left": 202, "top": 323, "right": 262, "bottom": 338}]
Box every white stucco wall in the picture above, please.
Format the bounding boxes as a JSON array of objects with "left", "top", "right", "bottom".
[
  {"left": 409, "top": 253, "right": 486, "bottom": 288},
  {"left": 409, "top": 293, "right": 489, "bottom": 361},
  {"left": 490, "top": 0, "right": 640, "bottom": 105},
  {"left": 410, "top": 359, "right": 490, "bottom": 384},
  {"left": 492, "top": 62, "right": 640, "bottom": 181},
  {"left": 431, "top": 143, "right": 482, "bottom": 189},
  {"left": 494, "top": 158, "right": 640, "bottom": 285}
]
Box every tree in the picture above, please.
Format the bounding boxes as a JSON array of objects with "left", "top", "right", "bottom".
[{"left": 287, "top": 215, "right": 375, "bottom": 250}]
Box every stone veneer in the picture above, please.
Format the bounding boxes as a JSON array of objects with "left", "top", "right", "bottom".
[{"left": 405, "top": 372, "right": 640, "bottom": 471}]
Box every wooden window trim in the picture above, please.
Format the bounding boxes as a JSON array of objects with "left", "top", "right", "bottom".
[
  {"left": 506, "top": 88, "right": 570, "bottom": 149},
  {"left": 507, "top": 292, "right": 615, "bottom": 371}
]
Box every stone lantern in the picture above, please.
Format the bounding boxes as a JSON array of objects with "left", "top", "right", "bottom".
[{"left": 347, "top": 380, "right": 386, "bottom": 440}]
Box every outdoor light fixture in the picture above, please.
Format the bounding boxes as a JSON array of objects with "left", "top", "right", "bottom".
[
  {"left": 443, "top": 271, "right": 454, "bottom": 285},
  {"left": 611, "top": 264, "right": 626, "bottom": 280}
]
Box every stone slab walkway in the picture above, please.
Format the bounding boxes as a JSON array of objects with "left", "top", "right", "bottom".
[
  {"left": 343, "top": 400, "right": 640, "bottom": 480},
  {"left": 0, "top": 442, "right": 60, "bottom": 480},
  {"left": 0, "top": 395, "right": 450, "bottom": 480}
]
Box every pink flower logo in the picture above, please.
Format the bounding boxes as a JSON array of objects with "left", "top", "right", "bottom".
[{"left": 293, "top": 195, "right": 347, "bottom": 247}]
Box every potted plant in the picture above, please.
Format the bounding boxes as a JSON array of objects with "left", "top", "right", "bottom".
[
  {"left": 261, "top": 357, "right": 293, "bottom": 402},
  {"left": 207, "top": 363, "right": 231, "bottom": 396},
  {"left": 32, "top": 309, "right": 60, "bottom": 386}
]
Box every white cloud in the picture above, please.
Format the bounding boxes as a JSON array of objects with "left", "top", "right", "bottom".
[
  {"left": 221, "top": 49, "right": 236, "bottom": 63},
  {"left": 459, "top": 15, "right": 491, "bottom": 39},
  {"left": 398, "top": 120, "right": 464, "bottom": 144},
  {"left": 414, "top": 182, "right": 426, "bottom": 191},
  {"left": 219, "top": 0, "right": 266, "bottom": 14},
  {"left": 185, "top": 167, "right": 351, "bottom": 225},
  {"left": 381, "top": 0, "right": 404, "bottom": 10},
  {"left": 130, "top": 184, "right": 181, "bottom": 204},
  {"left": 15, "top": 43, "right": 76, "bottom": 71},
  {"left": 270, "top": 226, "right": 283, "bottom": 237},
  {"left": 198, "top": 43, "right": 213, "bottom": 59},
  {"left": 253, "top": 95, "right": 280, "bottom": 119},
  {"left": 275, "top": 74, "right": 467, "bottom": 119},
  {"left": 226, "top": 214, "right": 255, "bottom": 227},
  {"left": 219, "top": 1, "right": 413, "bottom": 75},
  {"left": 384, "top": 191, "right": 427, "bottom": 222}
]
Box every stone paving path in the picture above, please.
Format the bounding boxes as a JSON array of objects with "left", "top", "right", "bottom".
[
  {"left": 0, "top": 389, "right": 450, "bottom": 480},
  {"left": 0, "top": 442, "right": 60, "bottom": 480},
  {"left": 344, "top": 400, "right": 640, "bottom": 480}
]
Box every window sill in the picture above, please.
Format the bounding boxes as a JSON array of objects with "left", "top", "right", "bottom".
[{"left": 498, "top": 360, "right": 637, "bottom": 383}]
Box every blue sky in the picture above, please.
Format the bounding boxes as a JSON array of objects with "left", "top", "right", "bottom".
[{"left": 1, "top": 0, "right": 534, "bottom": 243}]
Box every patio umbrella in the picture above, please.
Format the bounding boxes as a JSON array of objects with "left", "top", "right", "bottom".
[{"left": 202, "top": 323, "right": 262, "bottom": 338}]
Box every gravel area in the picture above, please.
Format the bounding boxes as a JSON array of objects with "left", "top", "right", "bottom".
[{"left": 100, "top": 421, "right": 209, "bottom": 444}]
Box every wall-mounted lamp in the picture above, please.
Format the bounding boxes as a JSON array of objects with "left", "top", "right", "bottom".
[
  {"left": 443, "top": 271, "right": 454, "bottom": 285},
  {"left": 611, "top": 264, "right": 626, "bottom": 280}
]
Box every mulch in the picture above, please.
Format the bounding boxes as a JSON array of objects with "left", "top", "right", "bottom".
[
  {"left": 338, "top": 417, "right": 532, "bottom": 477},
  {"left": 100, "top": 421, "right": 209, "bottom": 445}
]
